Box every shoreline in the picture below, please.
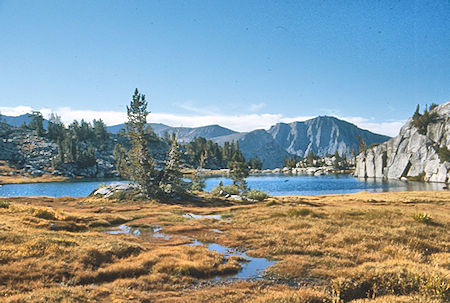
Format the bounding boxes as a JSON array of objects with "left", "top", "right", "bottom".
[
  {"left": 0, "top": 175, "right": 69, "bottom": 185},
  {"left": 0, "top": 168, "right": 354, "bottom": 185}
]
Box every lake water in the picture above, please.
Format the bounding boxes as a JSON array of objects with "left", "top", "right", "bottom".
[{"left": 0, "top": 174, "right": 446, "bottom": 197}]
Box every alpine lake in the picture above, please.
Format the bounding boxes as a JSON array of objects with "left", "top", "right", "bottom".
[{"left": 0, "top": 173, "right": 446, "bottom": 198}]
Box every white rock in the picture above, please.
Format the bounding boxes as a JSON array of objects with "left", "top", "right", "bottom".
[{"left": 355, "top": 101, "right": 450, "bottom": 183}]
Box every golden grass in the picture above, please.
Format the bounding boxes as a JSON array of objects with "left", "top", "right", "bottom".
[
  {"left": 0, "top": 191, "right": 448, "bottom": 302},
  {"left": 0, "top": 174, "right": 68, "bottom": 184}
]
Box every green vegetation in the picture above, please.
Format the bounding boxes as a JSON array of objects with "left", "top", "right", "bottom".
[
  {"left": 412, "top": 104, "right": 439, "bottom": 135},
  {"left": 357, "top": 135, "right": 367, "bottom": 153},
  {"left": 185, "top": 137, "right": 251, "bottom": 170},
  {"left": 122, "top": 89, "right": 190, "bottom": 200},
  {"left": 211, "top": 182, "right": 240, "bottom": 196},
  {"left": 185, "top": 137, "right": 225, "bottom": 169},
  {"left": 307, "top": 150, "right": 315, "bottom": 166},
  {"left": 245, "top": 189, "right": 268, "bottom": 201},
  {"left": 159, "top": 133, "right": 186, "bottom": 197},
  {"left": 438, "top": 146, "right": 450, "bottom": 163},
  {"left": 413, "top": 212, "right": 432, "bottom": 224},
  {"left": 283, "top": 155, "right": 298, "bottom": 168},
  {"left": 106, "top": 89, "right": 194, "bottom": 200},
  {"left": 123, "top": 88, "right": 160, "bottom": 198},
  {"left": 43, "top": 112, "right": 110, "bottom": 169},
  {"left": 247, "top": 155, "right": 263, "bottom": 169},
  {"left": 190, "top": 170, "right": 206, "bottom": 191},
  {"left": 28, "top": 111, "right": 45, "bottom": 137}
]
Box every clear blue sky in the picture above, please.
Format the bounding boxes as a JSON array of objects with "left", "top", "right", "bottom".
[{"left": 0, "top": 0, "right": 449, "bottom": 136}]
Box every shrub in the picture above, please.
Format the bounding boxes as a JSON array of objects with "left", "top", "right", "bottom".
[
  {"left": 412, "top": 105, "right": 439, "bottom": 135},
  {"left": 190, "top": 178, "right": 206, "bottom": 192},
  {"left": 0, "top": 201, "right": 10, "bottom": 209},
  {"left": 245, "top": 189, "right": 268, "bottom": 201},
  {"left": 30, "top": 207, "right": 57, "bottom": 220},
  {"left": 438, "top": 146, "right": 450, "bottom": 163},
  {"left": 190, "top": 171, "right": 206, "bottom": 192},
  {"left": 413, "top": 212, "right": 432, "bottom": 224},
  {"left": 287, "top": 208, "right": 315, "bottom": 218},
  {"left": 210, "top": 184, "right": 240, "bottom": 197}
]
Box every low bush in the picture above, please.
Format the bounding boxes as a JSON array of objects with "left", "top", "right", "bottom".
[
  {"left": 245, "top": 189, "right": 268, "bottom": 201},
  {"left": 438, "top": 146, "right": 450, "bottom": 163},
  {"left": 287, "top": 208, "right": 316, "bottom": 218},
  {"left": 0, "top": 201, "right": 10, "bottom": 209},
  {"left": 413, "top": 212, "right": 432, "bottom": 224},
  {"left": 210, "top": 184, "right": 240, "bottom": 197}
]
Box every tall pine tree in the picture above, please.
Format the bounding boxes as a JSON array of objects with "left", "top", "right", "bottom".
[{"left": 125, "top": 89, "right": 160, "bottom": 197}]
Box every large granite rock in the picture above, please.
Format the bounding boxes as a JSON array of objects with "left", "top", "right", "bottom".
[{"left": 355, "top": 101, "right": 450, "bottom": 183}]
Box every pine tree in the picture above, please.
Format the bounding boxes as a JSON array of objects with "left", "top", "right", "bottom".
[
  {"left": 47, "top": 113, "right": 66, "bottom": 141},
  {"left": 230, "top": 160, "right": 249, "bottom": 193},
  {"left": 93, "top": 119, "right": 109, "bottom": 142},
  {"left": 357, "top": 135, "right": 367, "bottom": 153},
  {"left": 161, "top": 132, "right": 186, "bottom": 196},
  {"left": 29, "top": 111, "right": 45, "bottom": 137},
  {"left": 125, "top": 89, "right": 160, "bottom": 197},
  {"left": 113, "top": 144, "right": 128, "bottom": 178},
  {"left": 333, "top": 150, "right": 341, "bottom": 169},
  {"left": 307, "top": 150, "right": 315, "bottom": 166}
]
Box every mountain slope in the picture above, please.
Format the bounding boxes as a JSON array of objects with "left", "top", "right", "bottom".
[
  {"left": 212, "top": 130, "right": 290, "bottom": 169},
  {"left": 268, "top": 116, "right": 390, "bottom": 157},
  {"left": 211, "top": 116, "right": 390, "bottom": 169},
  {"left": 354, "top": 101, "right": 450, "bottom": 182},
  {"left": 107, "top": 123, "right": 237, "bottom": 141},
  {"left": 3, "top": 113, "right": 391, "bottom": 169},
  {"left": 2, "top": 114, "right": 49, "bottom": 129}
]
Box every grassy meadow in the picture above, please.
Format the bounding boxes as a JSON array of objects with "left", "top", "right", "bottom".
[{"left": 0, "top": 191, "right": 448, "bottom": 302}]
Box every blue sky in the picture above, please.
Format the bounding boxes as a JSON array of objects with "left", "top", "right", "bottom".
[{"left": 0, "top": 0, "right": 449, "bottom": 136}]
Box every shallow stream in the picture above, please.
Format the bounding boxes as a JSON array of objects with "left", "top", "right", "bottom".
[{"left": 103, "top": 220, "right": 276, "bottom": 280}]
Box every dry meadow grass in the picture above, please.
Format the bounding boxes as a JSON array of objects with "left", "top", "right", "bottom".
[{"left": 0, "top": 191, "right": 448, "bottom": 302}]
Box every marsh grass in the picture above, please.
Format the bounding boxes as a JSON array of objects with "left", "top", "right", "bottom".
[{"left": 0, "top": 191, "right": 448, "bottom": 302}]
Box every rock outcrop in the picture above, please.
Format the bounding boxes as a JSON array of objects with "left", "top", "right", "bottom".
[
  {"left": 0, "top": 122, "right": 119, "bottom": 178},
  {"left": 355, "top": 101, "right": 450, "bottom": 183}
]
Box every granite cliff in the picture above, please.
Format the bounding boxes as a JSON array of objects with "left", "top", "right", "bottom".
[{"left": 355, "top": 101, "right": 450, "bottom": 183}]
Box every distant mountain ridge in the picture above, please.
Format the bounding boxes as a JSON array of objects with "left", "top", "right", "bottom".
[
  {"left": 2, "top": 114, "right": 390, "bottom": 169},
  {"left": 208, "top": 116, "right": 390, "bottom": 168},
  {"left": 1, "top": 113, "right": 49, "bottom": 129},
  {"left": 268, "top": 116, "right": 390, "bottom": 157},
  {"left": 107, "top": 123, "right": 237, "bottom": 141}
]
